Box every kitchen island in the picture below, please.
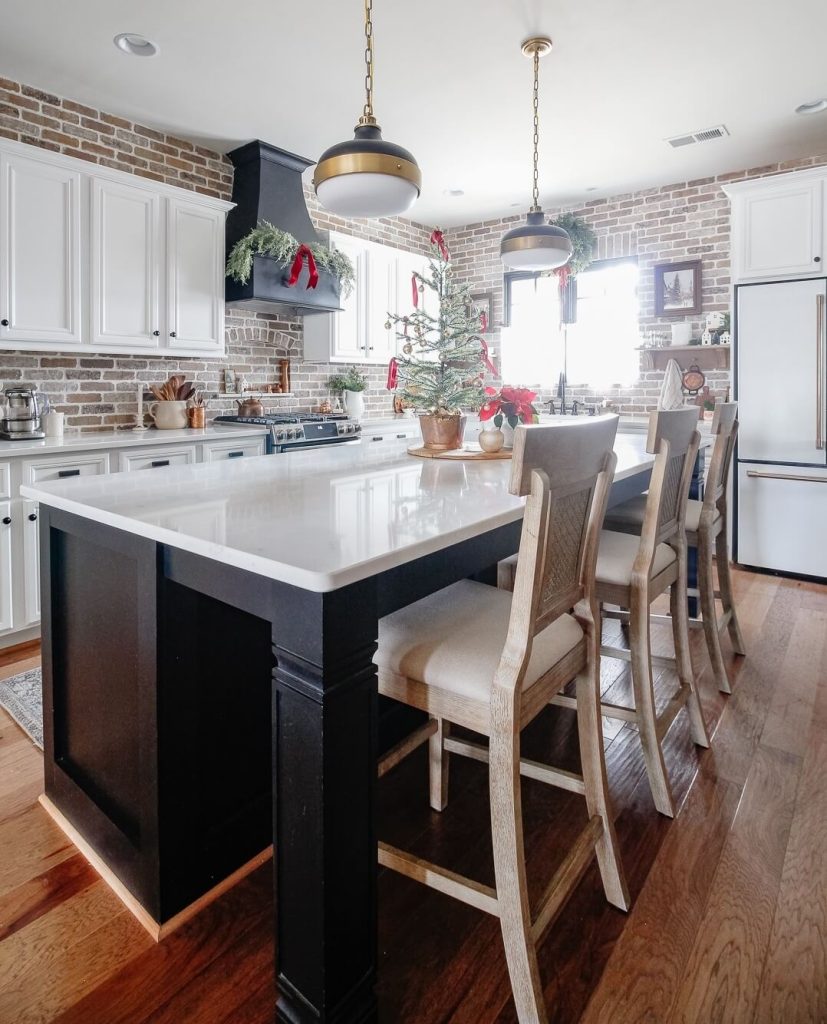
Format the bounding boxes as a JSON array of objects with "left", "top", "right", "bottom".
[{"left": 22, "top": 430, "right": 698, "bottom": 1024}]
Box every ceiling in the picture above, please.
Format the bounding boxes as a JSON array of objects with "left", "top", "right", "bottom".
[{"left": 2, "top": 0, "right": 827, "bottom": 226}]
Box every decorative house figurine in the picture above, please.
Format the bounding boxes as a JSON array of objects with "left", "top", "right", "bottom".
[
  {"left": 701, "top": 329, "right": 713, "bottom": 346},
  {"left": 720, "top": 330, "right": 731, "bottom": 344}
]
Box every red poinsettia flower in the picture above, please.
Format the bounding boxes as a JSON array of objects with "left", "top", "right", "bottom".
[
  {"left": 479, "top": 384, "right": 538, "bottom": 428},
  {"left": 479, "top": 398, "right": 501, "bottom": 421}
]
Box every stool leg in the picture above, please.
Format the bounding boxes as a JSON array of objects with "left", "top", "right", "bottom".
[
  {"left": 629, "top": 589, "right": 675, "bottom": 818},
  {"left": 576, "top": 628, "right": 629, "bottom": 910},
  {"left": 671, "top": 546, "right": 711, "bottom": 747},
  {"left": 716, "top": 525, "right": 746, "bottom": 656},
  {"left": 489, "top": 721, "right": 548, "bottom": 1024},
  {"left": 429, "top": 718, "right": 450, "bottom": 812},
  {"left": 699, "top": 527, "right": 731, "bottom": 694}
]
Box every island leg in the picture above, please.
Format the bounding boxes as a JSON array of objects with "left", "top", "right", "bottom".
[{"left": 271, "top": 579, "right": 379, "bottom": 1024}]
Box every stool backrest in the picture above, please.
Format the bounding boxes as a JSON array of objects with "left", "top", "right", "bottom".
[
  {"left": 703, "top": 402, "right": 738, "bottom": 514},
  {"left": 644, "top": 406, "right": 701, "bottom": 547},
  {"left": 508, "top": 415, "right": 619, "bottom": 641}
]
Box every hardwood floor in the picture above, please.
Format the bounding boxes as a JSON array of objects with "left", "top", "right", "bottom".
[{"left": 0, "top": 569, "right": 825, "bottom": 1023}]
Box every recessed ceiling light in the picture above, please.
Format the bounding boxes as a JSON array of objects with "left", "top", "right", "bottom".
[
  {"left": 585, "top": 186, "right": 598, "bottom": 192},
  {"left": 443, "top": 188, "right": 465, "bottom": 197},
  {"left": 795, "top": 99, "right": 827, "bottom": 115},
  {"left": 113, "top": 33, "right": 159, "bottom": 58}
]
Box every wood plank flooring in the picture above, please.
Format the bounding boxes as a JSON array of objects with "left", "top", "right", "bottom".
[{"left": 0, "top": 569, "right": 825, "bottom": 1023}]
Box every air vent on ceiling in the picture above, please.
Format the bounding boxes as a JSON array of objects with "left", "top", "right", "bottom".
[{"left": 666, "top": 125, "right": 730, "bottom": 148}]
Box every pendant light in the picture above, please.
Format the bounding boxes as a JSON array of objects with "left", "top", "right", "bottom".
[
  {"left": 500, "top": 37, "right": 572, "bottom": 271},
  {"left": 314, "top": 0, "right": 421, "bottom": 218}
]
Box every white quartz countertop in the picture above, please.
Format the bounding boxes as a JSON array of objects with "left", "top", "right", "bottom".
[
  {"left": 0, "top": 424, "right": 269, "bottom": 458},
  {"left": 20, "top": 430, "right": 676, "bottom": 593}
]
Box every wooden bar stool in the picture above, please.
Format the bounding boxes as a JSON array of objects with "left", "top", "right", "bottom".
[
  {"left": 375, "top": 416, "right": 629, "bottom": 1024},
  {"left": 603, "top": 403, "right": 745, "bottom": 693}
]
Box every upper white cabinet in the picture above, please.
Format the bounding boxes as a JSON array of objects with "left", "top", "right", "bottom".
[
  {"left": 725, "top": 170, "right": 825, "bottom": 282},
  {"left": 0, "top": 150, "right": 83, "bottom": 345},
  {"left": 91, "top": 177, "right": 161, "bottom": 349},
  {"left": 304, "top": 231, "right": 429, "bottom": 365},
  {"left": 166, "top": 197, "right": 225, "bottom": 352},
  {"left": 0, "top": 138, "right": 232, "bottom": 356}
]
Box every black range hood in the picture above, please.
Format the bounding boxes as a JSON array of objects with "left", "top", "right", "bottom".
[{"left": 225, "top": 140, "right": 342, "bottom": 316}]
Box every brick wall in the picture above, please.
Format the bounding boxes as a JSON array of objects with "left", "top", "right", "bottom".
[
  {"left": 444, "top": 154, "right": 827, "bottom": 415},
  {"left": 0, "top": 76, "right": 430, "bottom": 427}
]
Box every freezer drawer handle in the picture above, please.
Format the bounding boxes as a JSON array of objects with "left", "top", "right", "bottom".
[
  {"left": 150, "top": 459, "right": 170, "bottom": 468},
  {"left": 746, "top": 470, "right": 827, "bottom": 484},
  {"left": 57, "top": 469, "right": 80, "bottom": 478},
  {"left": 818, "top": 294, "right": 825, "bottom": 451}
]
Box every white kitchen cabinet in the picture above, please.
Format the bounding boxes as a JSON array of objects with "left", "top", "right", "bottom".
[
  {"left": 90, "top": 177, "right": 162, "bottom": 349},
  {"left": 201, "top": 436, "right": 267, "bottom": 461},
  {"left": 725, "top": 171, "right": 825, "bottom": 282},
  {"left": 23, "top": 452, "right": 109, "bottom": 486},
  {"left": 304, "top": 233, "right": 367, "bottom": 363},
  {"left": 166, "top": 197, "right": 225, "bottom": 352},
  {"left": 0, "top": 502, "right": 12, "bottom": 633},
  {"left": 366, "top": 244, "right": 397, "bottom": 362},
  {"left": 117, "top": 445, "right": 197, "bottom": 472},
  {"left": 0, "top": 149, "right": 83, "bottom": 346},
  {"left": 22, "top": 500, "right": 39, "bottom": 625}
]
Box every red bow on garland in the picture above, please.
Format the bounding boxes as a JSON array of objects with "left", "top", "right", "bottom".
[
  {"left": 286, "top": 244, "right": 319, "bottom": 290},
  {"left": 411, "top": 272, "right": 419, "bottom": 308},
  {"left": 386, "top": 357, "right": 399, "bottom": 390},
  {"left": 430, "top": 229, "right": 449, "bottom": 260},
  {"left": 479, "top": 337, "right": 498, "bottom": 378}
]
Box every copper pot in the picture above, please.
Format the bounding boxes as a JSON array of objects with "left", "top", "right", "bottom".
[
  {"left": 418, "top": 413, "right": 466, "bottom": 451},
  {"left": 236, "top": 397, "right": 264, "bottom": 417}
]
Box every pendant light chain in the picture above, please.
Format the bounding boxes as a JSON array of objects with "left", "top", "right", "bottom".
[
  {"left": 531, "top": 46, "right": 540, "bottom": 212},
  {"left": 360, "top": 0, "right": 377, "bottom": 126}
]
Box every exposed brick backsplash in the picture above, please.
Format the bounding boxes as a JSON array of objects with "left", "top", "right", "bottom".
[
  {"left": 0, "top": 75, "right": 428, "bottom": 428},
  {"left": 444, "top": 154, "right": 827, "bottom": 415}
]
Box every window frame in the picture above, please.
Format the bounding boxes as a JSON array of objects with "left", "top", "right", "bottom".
[{"left": 503, "top": 256, "right": 639, "bottom": 327}]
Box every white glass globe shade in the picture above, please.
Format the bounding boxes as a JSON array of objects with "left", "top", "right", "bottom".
[{"left": 315, "top": 173, "right": 420, "bottom": 219}]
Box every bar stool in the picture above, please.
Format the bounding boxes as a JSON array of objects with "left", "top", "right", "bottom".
[
  {"left": 603, "top": 403, "right": 745, "bottom": 693},
  {"left": 375, "top": 417, "right": 629, "bottom": 1024}
]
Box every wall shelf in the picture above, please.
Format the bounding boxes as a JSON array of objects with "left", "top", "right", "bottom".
[
  {"left": 210, "top": 392, "right": 295, "bottom": 399},
  {"left": 638, "top": 344, "right": 730, "bottom": 372}
]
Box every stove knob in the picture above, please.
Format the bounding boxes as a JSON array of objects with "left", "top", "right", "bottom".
[
  {"left": 353, "top": 423, "right": 361, "bottom": 433},
  {"left": 276, "top": 430, "right": 285, "bottom": 441}
]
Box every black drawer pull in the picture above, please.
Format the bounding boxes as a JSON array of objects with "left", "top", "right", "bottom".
[
  {"left": 2, "top": 516, "right": 10, "bottom": 525},
  {"left": 28, "top": 512, "right": 37, "bottom": 522},
  {"left": 396, "top": 433, "right": 407, "bottom": 439},
  {"left": 58, "top": 468, "right": 81, "bottom": 478},
  {"left": 150, "top": 459, "right": 170, "bottom": 468},
  {"left": 372, "top": 436, "right": 383, "bottom": 442},
  {"left": 227, "top": 451, "right": 244, "bottom": 458}
]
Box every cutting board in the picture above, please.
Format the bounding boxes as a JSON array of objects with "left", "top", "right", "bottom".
[{"left": 407, "top": 444, "right": 512, "bottom": 460}]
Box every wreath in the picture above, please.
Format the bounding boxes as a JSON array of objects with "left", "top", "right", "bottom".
[
  {"left": 550, "top": 212, "right": 597, "bottom": 276},
  {"left": 226, "top": 221, "right": 356, "bottom": 295}
]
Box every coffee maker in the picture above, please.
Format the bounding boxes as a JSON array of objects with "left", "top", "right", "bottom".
[{"left": 0, "top": 385, "right": 45, "bottom": 440}]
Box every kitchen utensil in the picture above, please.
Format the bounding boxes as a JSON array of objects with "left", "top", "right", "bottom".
[{"left": 236, "top": 397, "right": 264, "bottom": 417}]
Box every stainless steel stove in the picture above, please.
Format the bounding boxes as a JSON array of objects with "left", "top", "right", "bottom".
[{"left": 214, "top": 413, "right": 362, "bottom": 453}]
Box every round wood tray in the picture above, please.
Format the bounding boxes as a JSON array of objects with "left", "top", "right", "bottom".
[{"left": 407, "top": 444, "right": 513, "bottom": 460}]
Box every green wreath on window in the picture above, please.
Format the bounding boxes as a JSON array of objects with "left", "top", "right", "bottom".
[
  {"left": 226, "top": 221, "right": 356, "bottom": 295},
  {"left": 550, "top": 213, "right": 597, "bottom": 276}
]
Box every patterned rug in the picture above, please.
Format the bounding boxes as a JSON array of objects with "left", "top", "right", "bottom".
[{"left": 0, "top": 667, "right": 43, "bottom": 749}]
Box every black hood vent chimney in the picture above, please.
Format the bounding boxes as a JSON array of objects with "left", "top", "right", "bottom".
[{"left": 224, "top": 140, "right": 342, "bottom": 315}]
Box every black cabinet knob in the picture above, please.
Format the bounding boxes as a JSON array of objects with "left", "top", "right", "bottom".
[
  {"left": 815, "top": 256, "right": 822, "bottom": 263},
  {"left": 169, "top": 331, "right": 177, "bottom": 338},
  {"left": 153, "top": 330, "right": 160, "bottom": 336},
  {"left": 1, "top": 516, "right": 10, "bottom": 525},
  {"left": 28, "top": 512, "right": 37, "bottom": 522},
  {"left": 0, "top": 319, "right": 8, "bottom": 327}
]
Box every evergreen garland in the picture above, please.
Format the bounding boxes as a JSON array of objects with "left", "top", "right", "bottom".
[
  {"left": 225, "top": 221, "right": 356, "bottom": 295},
  {"left": 389, "top": 233, "right": 488, "bottom": 416},
  {"left": 551, "top": 212, "right": 597, "bottom": 275}
]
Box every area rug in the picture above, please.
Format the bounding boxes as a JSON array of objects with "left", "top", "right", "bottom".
[{"left": 0, "top": 667, "right": 43, "bottom": 749}]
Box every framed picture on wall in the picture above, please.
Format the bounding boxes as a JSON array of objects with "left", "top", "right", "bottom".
[
  {"left": 470, "top": 291, "right": 494, "bottom": 333},
  {"left": 654, "top": 259, "right": 702, "bottom": 316}
]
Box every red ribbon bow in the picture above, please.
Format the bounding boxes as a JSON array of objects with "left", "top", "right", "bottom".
[
  {"left": 430, "top": 229, "right": 449, "bottom": 260},
  {"left": 480, "top": 337, "right": 498, "bottom": 378},
  {"left": 411, "top": 272, "right": 419, "bottom": 308},
  {"left": 480, "top": 310, "right": 488, "bottom": 333},
  {"left": 286, "top": 244, "right": 319, "bottom": 290},
  {"left": 387, "top": 357, "right": 399, "bottom": 391}
]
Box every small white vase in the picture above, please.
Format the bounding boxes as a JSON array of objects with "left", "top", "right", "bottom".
[
  {"left": 343, "top": 390, "right": 365, "bottom": 422},
  {"left": 151, "top": 400, "right": 188, "bottom": 429},
  {"left": 478, "top": 426, "right": 505, "bottom": 453}
]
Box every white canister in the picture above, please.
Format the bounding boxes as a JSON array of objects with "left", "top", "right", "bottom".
[
  {"left": 44, "top": 411, "right": 65, "bottom": 437},
  {"left": 150, "top": 400, "right": 188, "bottom": 429},
  {"left": 343, "top": 390, "right": 365, "bottom": 422},
  {"left": 671, "top": 322, "right": 692, "bottom": 346}
]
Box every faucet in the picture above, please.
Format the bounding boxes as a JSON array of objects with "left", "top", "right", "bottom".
[
  {"left": 544, "top": 398, "right": 557, "bottom": 415},
  {"left": 571, "top": 400, "right": 580, "bottom": 416},
  {"left": 556, "top": 372, "right": 567, "bottom": 416}
]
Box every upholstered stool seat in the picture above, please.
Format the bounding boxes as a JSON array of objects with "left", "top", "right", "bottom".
[
  {"left": 606, "top": 494, "right": 721, "bottom": 538},
  {"left": 595, "top": 531, "right": 676, "bottom": 587}
]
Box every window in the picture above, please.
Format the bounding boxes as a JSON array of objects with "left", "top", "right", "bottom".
[{"left": 501, "top": 258, "right": 640, "bottom": 389}]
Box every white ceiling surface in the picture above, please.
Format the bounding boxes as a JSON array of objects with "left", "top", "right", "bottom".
[{"left": 2, "top": 0, "right": 827, "bottom": 226}]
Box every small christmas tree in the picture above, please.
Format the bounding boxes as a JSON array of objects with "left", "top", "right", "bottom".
[{"left": 388, "top": 230, "right": 494, "bottom": 416}]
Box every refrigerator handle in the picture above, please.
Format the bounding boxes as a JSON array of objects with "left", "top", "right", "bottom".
[{"left": 818, "top": 293, "right": 825, "bottom": 451}]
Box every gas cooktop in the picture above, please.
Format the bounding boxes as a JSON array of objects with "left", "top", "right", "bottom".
[
  {"left": 214, "top": 412, "right": 360, "bottom": 451},
  {"left": 215, "top": 413, "right": 349, "bottom": 426}
]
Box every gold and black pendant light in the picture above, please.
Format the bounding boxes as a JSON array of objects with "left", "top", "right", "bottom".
[
  {"left": 500, "top": 37, "right": 572, "bottom": 270},
  {"left": 314, "top": 0, "right": 421, "bottom": 218}
]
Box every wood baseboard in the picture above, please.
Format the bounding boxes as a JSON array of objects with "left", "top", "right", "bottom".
[{"left": 38, "top": 794, "right": 273, "bottom": 941}]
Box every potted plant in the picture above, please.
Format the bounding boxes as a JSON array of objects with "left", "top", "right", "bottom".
[
  {"left": 386, "top": 230, "right": 489, "bottom": 451},
  {"left": 478, "top": 385, "right": 539, "bottom": 450},
  {"left": 329, "top": 366, "right": 368, "bottom": 421}
]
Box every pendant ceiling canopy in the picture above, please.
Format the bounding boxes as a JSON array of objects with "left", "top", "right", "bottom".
[
  {"left": 314, "top": 0, "right": 421, "bottom": 219},
  {"left": 500, "top": 36, "right": 572, "bottom": 272}
]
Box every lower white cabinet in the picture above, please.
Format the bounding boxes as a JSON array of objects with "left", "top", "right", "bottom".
[
  {"left": 201, "top": 437, "right": 267, "bottom": 461},
  {"left": 22, "top": 500, "right": 40, "bottom": 626},
  {"left": 117, "top": 445, "right": 198, "bottom": 472},
  {"left": 0, "top": 504, "right": 13, "bottom": 633}
]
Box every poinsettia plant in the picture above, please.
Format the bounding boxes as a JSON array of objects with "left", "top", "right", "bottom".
[{"left": 479, "top": 385, "right": 539, "bottom": 429}]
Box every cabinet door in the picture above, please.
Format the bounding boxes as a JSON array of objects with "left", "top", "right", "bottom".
[
  {"left": 365, "top": 244, "right": 397, "bottom": 362},
  {"left": 166, "top": 197, "right": 225, "bottom": 352},
  {"left": 0, "top": 152, "right": 82, "bottom": 346},
  {"left": 332, "top": 233, "right": 367, "bottom": 361},
  {"left": 22, "top": 500, "right": 39, "bottom": 626},
  {"left": 0, "top": 501, "right": 12, "bottom": 632},
  {"left": 739, "top": 179, "right": 823, "bottom": 280},
  {"left": 90, "top": 177, "right": 161, "bottom": 349}
]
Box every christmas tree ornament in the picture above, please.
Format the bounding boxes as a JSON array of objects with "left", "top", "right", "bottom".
[
  {"left": 500, "top": 37, "right": 572, "bottom": 271},
  {"left": 384, "top": 320, "right": 392, "bottom": 330},
  {"left": 402, "top": 342, "right": 413, "bottom": 355},
  {"left": 313, "top": 0, "right": 421, "bottom": 218}
]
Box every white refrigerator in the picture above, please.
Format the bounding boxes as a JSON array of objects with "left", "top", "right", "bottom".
[{"left": 735, "top": 277, "right": 827, "bottom": 579}]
